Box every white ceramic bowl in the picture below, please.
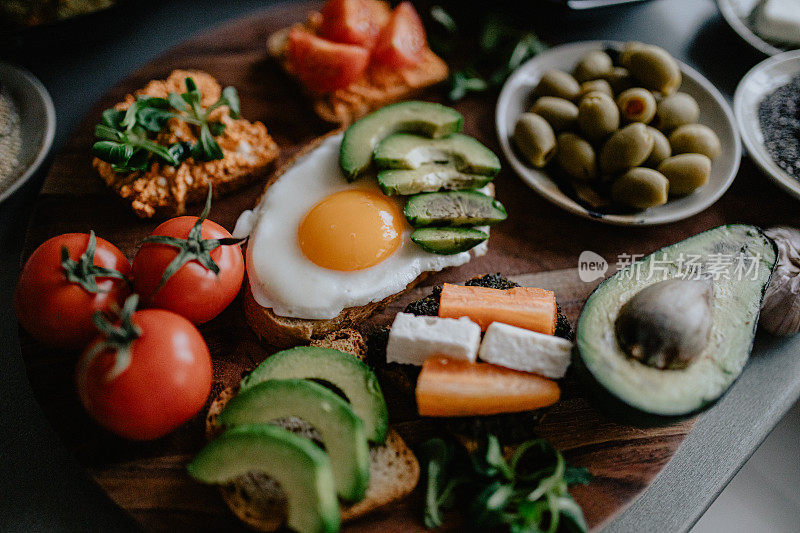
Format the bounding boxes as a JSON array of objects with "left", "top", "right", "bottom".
[
  {"left": 716, "top": 0, "right": 791, "bottom": 57},
  {"left": 0, "top": 62, "right": 56, "bottom": 204},
  {"left": 496, "top": 41, "right": 741, "bottom": 226},
  {"left": 734, "top": 49, "right": 800, "bottom": 201}
]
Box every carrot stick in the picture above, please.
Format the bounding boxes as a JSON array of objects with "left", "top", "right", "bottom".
[
  {"left": 438, "top": 283, "right": 557, "bottom": 334},
  {"left": 416, "top": 356, "right": 560, "bottom": 417}
]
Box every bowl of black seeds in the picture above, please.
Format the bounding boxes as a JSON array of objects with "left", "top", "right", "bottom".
[{"left": 735, "top": 50, "right": 800, "bottom": 201}]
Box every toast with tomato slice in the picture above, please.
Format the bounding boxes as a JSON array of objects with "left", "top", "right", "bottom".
[
  {"left": 268, "top": 0, "right": 449, "bottom": 125},
  {"left": 204, "top": 331, "right": 420, "bottom": 532}
]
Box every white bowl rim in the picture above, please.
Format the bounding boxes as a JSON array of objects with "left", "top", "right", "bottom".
[
  {"left": 733, "top": 49, "right": 800, "bottom": 201},
  {"left": 716, "top": 0, "right": 786, "bottom": 57},
  {"left": 495, "top": 40, "right": 742, "bottom": 227},
  {"left": 0, "top": 62, "right": 56, "bottom": 204}
]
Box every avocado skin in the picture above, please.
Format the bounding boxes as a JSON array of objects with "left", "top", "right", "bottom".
[
  {"left": 339, "top": 101, "right": 464, "bottom": 181},
  {"left": 187, "top": 423, "right": 340, "bottom": 533},
  {"left": 575, "top": 224, "right": 778, "bottom": 418},
  {"left": 373, "top": 133, "right": 501, "bottom": 176},
  {"left": 218, "top": 379, "right": 371, "bottom": 502},
  {"left": 240, "top": 346, "right": 389, "bottom": 444}
]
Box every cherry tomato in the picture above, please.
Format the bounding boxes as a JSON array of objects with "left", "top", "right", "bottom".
[
  {"left": 287, "top": 27, "right": 370, "bottom": 92},
  {"left": 132, "top": 216, "right": 244, "bottom": 324},
  {"left": 319, "top": 0, "right": 390, "bottom": 49},
  {"left": 76, "top": 305, "right": 212, "bottom": 440},
  {"left": 15, "top": 232, "right": 131, "bottom": 349},
  {"left": 372, "top": 2, "right": 426, "bottom": 69}
]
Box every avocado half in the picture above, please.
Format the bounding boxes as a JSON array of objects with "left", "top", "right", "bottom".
[{"left": 576, "top": 225, "right": 777, "bottom": 416}]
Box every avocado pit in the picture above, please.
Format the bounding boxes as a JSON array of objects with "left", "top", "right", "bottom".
[{"left": 614, "top": 278, "right": 713, "bottom": 370}]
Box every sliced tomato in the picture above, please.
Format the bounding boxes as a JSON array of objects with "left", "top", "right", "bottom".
[
  {"left": 287, "top": 27, "right": 370, "bottom": 92},
  {"left": 371, "top": 2, "right": 426, "bottom": 69},
  {"left": 319, "top": 0, "right": 390, "bottom": 48}
]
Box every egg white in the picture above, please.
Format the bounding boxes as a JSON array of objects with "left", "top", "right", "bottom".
[{"left": 234, "top": 133, "right": 487, "bottom": 320}]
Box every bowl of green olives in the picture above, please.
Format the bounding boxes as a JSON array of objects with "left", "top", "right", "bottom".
[{"left": 496, "top": 41, "right": 740, "bottom": 225}]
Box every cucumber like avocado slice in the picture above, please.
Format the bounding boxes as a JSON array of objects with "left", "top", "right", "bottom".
[
  {"left": 218, "top": 379, "right": 371, "bottom": 502},
  {"left": 240, "top": 347, "right": 389, "bottom": 443},
  {"left": 404, "top": 191, "right": 507, "bottom": 227},
  {"left": 377, "top": 164, "right": 494, "bottom": 195},
  {"left": 373, "top": 133, "right": 501, "bottom": 176},
  {"left": 340, "top": 101, "right": 463, "bottom": 181},
  {"left": 188, "top": 423, "right": 340, "bottom": 533},
  {"left": 576, "top": 224, "right": 778, "bottom": 416},
  {"left": 411, "top": 227, "right": 489, "bottom": 254}
]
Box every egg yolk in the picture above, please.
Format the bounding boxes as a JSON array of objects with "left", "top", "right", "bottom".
[{"left": 298, "top": 190, "right": 404, "bottom": 271}]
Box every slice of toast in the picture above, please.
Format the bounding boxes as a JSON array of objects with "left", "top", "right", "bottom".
[
  {"left": 204, "top": 332, "right": 420, "bottom": 531},
  {"left": 93, "top": 70, "right": 280, "bottom": 218},
  {"left": 267, "top": 17, "right": 449, "bottom": 126},
  {"left": 242, "top": 132, "right": 431, "bottom": 348}
]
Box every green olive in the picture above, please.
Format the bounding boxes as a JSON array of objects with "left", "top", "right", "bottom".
[
  {"left": 618, "top": 42, "right": 648, "bottom": 66},
  {"left": 599, "top": 122, "right": 654, "bottom": 175},
  {"left": 644, "top": 126, "right": 672, "bottom": 167},
  {"left": 579, "top": 79, "right": 614, "bottom": 99},
  {"left": 611, "top": 167, "right": 669, "bottom": 209},
  {"left": 530, "top": 97, "right": 579, "bottom": 132},
  {"left": 556, "top": 132, "right": 597, "bottom": 181},
  {"left": 657, "top": 153, "right": 711, "bottom": 195},
  {"left": 573, "top": 50, "right": 614, "bottom": 83},
  {"left": 603, "top": 66, "right": 634, "bottom": 94},
  {"left": 654, "top": 92, "right": 699, "bottom": 131},
  {"left": 533, "top": 70, "right": 581, "bottom": 101},
  {"left": 620, "top": 44, "right": 682, "bottom": 96},
  {"left": 616, "top": 88, "right": 657, "bottom": 123},
  {"left": 513, "top": 113, "right": 557, "bottom": 168},
  {"left": 578, "top": 91, "right": 620, "bottom": 142},
  {"left": 669, "top": 124, "right": 721, "bottom": 159}
]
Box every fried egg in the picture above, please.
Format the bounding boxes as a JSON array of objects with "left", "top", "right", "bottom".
[{"left": 233, "top": 133, "right": 487, "bottom": 320}]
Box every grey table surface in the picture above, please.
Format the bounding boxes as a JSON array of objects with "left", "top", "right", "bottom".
[{"left": 1, "top": 0, "right": 798, "bottom": 531}]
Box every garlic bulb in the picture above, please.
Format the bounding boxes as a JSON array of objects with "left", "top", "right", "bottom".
[{"left": 761, "top": 227, "right": 800, "bottom": 335}]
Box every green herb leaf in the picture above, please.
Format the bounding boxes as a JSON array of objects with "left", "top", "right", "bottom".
[
  {"left": 169, "top": 91, "right": 189, "bottom": 111},
  {"left": 469, "top": 481, "right": 515, "bottom": 528},
  {"left": 420, "top": 434, "right": 589, "bottom": 532},
  {"left": 101, "top": 108, "right": 125, "bottom": 129},
  {"left": 430, "top": 5, "right": 457, "bottom": 35},
  {"left": 191, "top": 123, "right": 224, "bottom": 161},
  {"left": 92, "top": 141, "right": 133, "bottom": 165},
  {"left": 93, "top": 76, "right": 233, "bottom": 173}
]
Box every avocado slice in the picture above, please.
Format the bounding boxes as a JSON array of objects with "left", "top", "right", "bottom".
[
  {"left": 404, "top": 191, "right": 507, "bottom": 227},
  {"left": 576, "top": 225, "right": 777, "bottom": 416},
  {"left": 340, "top": 101, "right": 463, "bottom": 181},
  {"left": 187, "top": 423, "right": 340, "bottom": 533},
  {"left": 377, "top": 164, "right": 494, "bottom": 195},
  {"left": 411, "top": 227, "right": 489, "bottom": 255},
  {"left": 218, "top": 379, "right": 370, "bottom": 502},
  {"left": 240, "top": 347, "right": 389, "bottom": 443},
  {"left": 373, "top": 133, "right": 501, "bottom": 176}
]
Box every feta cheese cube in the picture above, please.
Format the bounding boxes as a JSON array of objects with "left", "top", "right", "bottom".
[
  {"left": 386, "top": 313, "right": 481, "bottom": 365},
  {"left": 478, "top": 322, "right": 573, "bottom": 378}
]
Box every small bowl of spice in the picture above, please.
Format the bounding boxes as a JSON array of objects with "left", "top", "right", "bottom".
[
  {"left": 735, "top": 49, "right": 800, "bottom": 200},
  {"left": 0, "top": 62, "right": 56, "bottom": 203}
]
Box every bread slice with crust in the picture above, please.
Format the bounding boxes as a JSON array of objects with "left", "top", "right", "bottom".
[
  {"left": 94, "top": 69, "right": 280, "bottom": 218},
  {"left": 242, "top": 131, "right": 434, "bottom": 348},
  {"left": 204, "top": 332, "right": 419, "bottom": 531},
  {"left": 267, "top": 10, "right": 449, "bottom": 126},
  {"left": 243, "top": 272, "right": 429, "bottom": 349}
]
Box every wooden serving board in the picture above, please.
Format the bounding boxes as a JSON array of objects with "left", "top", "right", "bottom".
[{"left": 19, "top": 2, "right": 800, "bottom": 531}]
